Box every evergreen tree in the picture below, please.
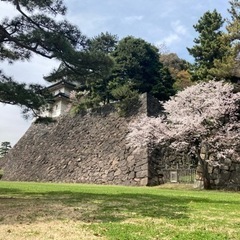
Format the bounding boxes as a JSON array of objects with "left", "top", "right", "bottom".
[
  {"left": 210, "top": 0, "right": 240, "bottom": 82},
  {"left": 88, "top": 32, "right": 118, "bottom": 54},
  {"left": 44, "top": 32, "right": 115, "bottom": 105},
  {"left": 0, "top": 0, "right": 113, "bottom": 118},
  {"left": 187, "top": 10, "right": 226, "bottom": 81},
  {"left": 84, "top": 32, "right": 118, "bottom": 104},
  {"left": 227, "top": 0, "right": 240, "bottom": 82},
  {"left": 68, "top": 36, "right": 176, "bottom": 113},
  {"left": 0, "top": 142, "right": 11, "bottom": 157},
  {"left": 0, "top": 0, "right": 82, "bottom": 117},
  {"left": 227, "top": 0, "right": 240, "bottom": 42},
  {"left": 110, "top": 36, "right": 175, "bottom": 101}
]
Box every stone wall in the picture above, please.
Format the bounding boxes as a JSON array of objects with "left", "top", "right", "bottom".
[
  {"left": 2, "top": 93, "right": 240, "bottom": 190},
  {"left": 2, "top": 94, "right": 159, "bottom": 186},
  {"left": 148, "top": 145, "right": 240, "bottom": 190},
  {"left": 0, "top": 158, "right": 6, "bottom": 169},
  {"left": 196, "top": 157, "right": 240, "bottom": 191},
  {"left": 148, "top": 145, "right": 197, "bottom": 185}
]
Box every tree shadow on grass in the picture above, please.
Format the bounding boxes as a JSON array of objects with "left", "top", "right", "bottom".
[
  {"left": 1, "top": 187, "right": 239, "bottom": 225},
  {"left": 67, "top": 192, "right": 189, "bottom": 222},
  {"left": 0, "top": 188, "right": 189, "bottom": 222},
  {"left": 0, "top": 187, "right": 23, "bottom": 194}
]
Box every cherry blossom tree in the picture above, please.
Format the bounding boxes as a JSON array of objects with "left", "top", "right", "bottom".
[{"left": 127, "top": 81, "right": 240, "bottom": 189}]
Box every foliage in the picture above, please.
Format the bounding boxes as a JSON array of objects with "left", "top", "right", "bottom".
[
  {"left": 68, "top": 36, "right": 176, "bottom": 114},
  {"left": 88, "top": 32, "right": 118, "bottom": 54},
  {"left": 0, "top": 0, "right": 76, "bottom": 117},
  {"left": 0, "top": 0, "right": 75, "bottom": 62},
  {"left": 110, "top": 36, "right": 175, "bottom": 101},
  {"left": 50, "top": 32, "right": 117, "bottom": 109},
  {"left": 69, "top": 83, "right": 140, "bottom": 117},
  {"left": 0, "top": 141, "right": 11, "bottom": 157},
  {"left": 0, "top": 169, "right": 3, "bottom": 179},
  {"left": 159, "top": 53, "right": 189, "bottom": 77},
  {"left": 188, "top": 2, "right": 240, "bottom": 82},
  {"left": 0, "top": 181, "right": 240, "bottom": 239},
  {"left": 210, "top": 52, "right": 240, "bottom": 82},
  {"left": 187, "top": 10, "right": 226, "bottom": 81},
  {"left": 160, "top": 53, "right": 186, "bottom": 71},
  {"left": 127, "top": 81, "right": 240, "bottom": 189},
  {"left": 151, "top": 66, "right": 176, "bottom": 100},
  {"left": 210, "top": 0, "right": 240, "bottom": 82},
  {"left": 68, "top": 90, "right": 101, "bottom": 115},
  {"left": 0, "top": 0, "right": 113, "bottom": 118},
  {"left": 159, "top": 53, "right": 193, "bottom": 91},
  {"left": 34, "top": 116, "right": 56, "bottom": 124},
  {"left": 80, "top": 32, "right": 118, "bottom": 104},
  {"left": 44, "top": 49, "right": 114, "bottom": 87},
  {"left": 0, "top": 72, "right": 53, "bottom": 118},
  {"left": 227, "top": 0, "right": 240, "bottom": 42},
  {"left": 111, "top": 84, "right": 140, "bottom": 117},
  {"left": 173, "top": 70, "right": 193, "bottom": 91}
]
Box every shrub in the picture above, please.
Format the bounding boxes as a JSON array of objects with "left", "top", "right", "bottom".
[{"left": 111, "top": 84, "right": 140, "bottom": 117}]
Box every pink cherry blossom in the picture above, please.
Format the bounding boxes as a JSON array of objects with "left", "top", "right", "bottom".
[{"left": 127, "top": 80, "right": 240, "bottom": 188}]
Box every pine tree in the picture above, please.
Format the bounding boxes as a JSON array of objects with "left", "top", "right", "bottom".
[
  {"left": 210, "top": 0, "right": 240, "bottom": 82},
  {"left": 0, "top": 0, "right": 113, "bottom": 118},
  {"left": 110, "top": 36, "right": 175, "bottom": 101},
  {"left": 0, "top": 142, "right": 11, "bottom": 157},
  {"left": 187, "top": 10, "right": 226, "bottom": 81}
]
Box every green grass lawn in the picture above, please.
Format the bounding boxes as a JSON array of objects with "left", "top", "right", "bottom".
[{"left": 0, "top": 181, "right": 239, "bottom": 240}]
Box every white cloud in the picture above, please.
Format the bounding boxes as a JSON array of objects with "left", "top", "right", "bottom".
[
  {"left": 156, "top": 20, "right": 189, "bottom": 48},
  {"left": 122, "top": 15, "right": 143, "bottom": 24},
  {"left": 172, "top": 20, "right": 188, "bottom": 35},
  {"left": 161, "top": 34, "right": 181, "bottom": 46}
]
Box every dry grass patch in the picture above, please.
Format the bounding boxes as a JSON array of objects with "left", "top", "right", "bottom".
[{"left": 0, "top": 220, "right": 106, "bottom": 240}]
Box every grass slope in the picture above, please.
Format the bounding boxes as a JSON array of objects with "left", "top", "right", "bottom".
[{"left": 0, "top": 181, "right": 239, "bottom": 240}]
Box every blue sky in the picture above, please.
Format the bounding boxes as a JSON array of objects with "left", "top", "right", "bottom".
[
  {"left": 0, "top": 0, "right": 230, "bottom": 146},
  {"left": 65, "top": 0, "right": 229, "bottom": 61}
]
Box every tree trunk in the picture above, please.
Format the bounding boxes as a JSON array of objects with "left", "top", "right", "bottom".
[
  {"left": 202, "top": 160, "right": 211, "bottom": 189},
  {"left": 197, "top": 151, "right": 211, "bottom": 190}
]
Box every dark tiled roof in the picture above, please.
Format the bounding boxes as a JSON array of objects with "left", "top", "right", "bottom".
[
  {"left": 53, "top": 92, "right": 70, "bottom": 99},
  {"left": 48, "top": 80, "right": 76, "bottom": 91}
]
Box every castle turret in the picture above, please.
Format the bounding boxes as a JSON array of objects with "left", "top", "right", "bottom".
[{"left": 41, "top": 81, "right": 76, "bottom": 118}]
